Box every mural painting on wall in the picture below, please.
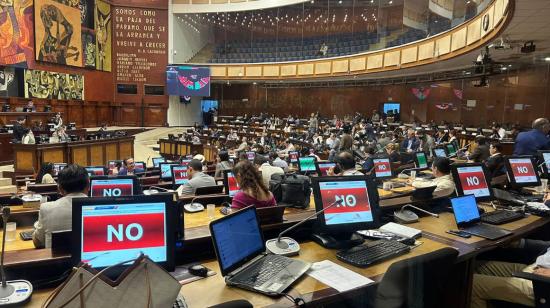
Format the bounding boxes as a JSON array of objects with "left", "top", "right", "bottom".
[
  {"left": 34, "top": 0, "right": 83, "bottom": 67},
  {"left": 411, "top": 87, "right": 431, "bottom": 100},
  {"left": 0, "top": 0, "right": 33, "bottom": 67},
  {"left": 82, "top": 29, "right": 96, "bottom": 68},
  {"left": 0, "top": 67, "right": 16, "bottom": 96},
  {"left": 95, "top": 0, "right": 111, "bottom": 71},
  {"left": 24, "top": 69, "right": 85, "bottom": 100},
  {"left": 80, "top": 0, "right": 94, "bottom": 28}
]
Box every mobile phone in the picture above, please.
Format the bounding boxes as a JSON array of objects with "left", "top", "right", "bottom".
[{"left": 446, "top": 230, "right": 471, "bottom": 238}]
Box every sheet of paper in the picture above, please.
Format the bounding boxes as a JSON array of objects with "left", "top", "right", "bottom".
[{"left": 307, "top": 260, "right": 374, "bottom": 292}]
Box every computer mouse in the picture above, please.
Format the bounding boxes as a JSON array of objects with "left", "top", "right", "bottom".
[
  {"left": 184, "top": 203, "right": 204, "bottom": 213},
  {"left": 188, "top": 264, "right": 208, "bottom": 277}
]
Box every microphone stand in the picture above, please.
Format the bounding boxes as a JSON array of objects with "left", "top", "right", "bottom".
[{"left": 266, "top": 199, "right": 343, "bottom": 256}]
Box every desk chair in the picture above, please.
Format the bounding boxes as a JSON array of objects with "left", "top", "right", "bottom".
[
  {"left": 27, "top": 183, "right": 58, "bottom": 194},
  {"left": 208, "top": 300, "right": 252, "bottom": 308},
  {"left": 374, "top": 247, "right": 459, "bottom": 308},
  {"left": 514, "top": 272, "right": 550, "bottom": 308}
]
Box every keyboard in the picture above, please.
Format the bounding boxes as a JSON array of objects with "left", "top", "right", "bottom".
[
  {"left": 336, "top": 240, "right": 411, "bottom": 268},
  {"left": 234, "top": 255, "right": 293, "bottom": 287},
  {"left": 481, "top": 210, "right": 525, "bottom": 225},
  {"left": 173, "top": 294, "right": 188, "bottom": 308}
]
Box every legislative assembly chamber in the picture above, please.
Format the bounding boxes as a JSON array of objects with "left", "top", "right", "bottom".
[{"left": 1, "top": 0, "right": 550, "bottom": 307}]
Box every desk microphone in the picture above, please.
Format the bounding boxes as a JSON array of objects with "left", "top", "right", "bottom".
[
  {"left": 184, "top": 196, "right": 205, "bottom": 213},
  {"left": 537, "top": 160, "right": 550, "bottom": 168},
  {"left": 266, "top": 198, "right": 343, "bottom": 256},
  {"left": 143, "top": 186, "right": 174, "bottom": 195},
  {"left": 0, "top": 207, "right": 33, "bottom": 306},
  {"left": 398, "top": 168, "right": 417, "bottom": 179},
  {"left": 394, "top": 204, "right": 439, "bottom": 224},
  {"left": 144, "top": 156, "right": 151, "bottom": 177}
]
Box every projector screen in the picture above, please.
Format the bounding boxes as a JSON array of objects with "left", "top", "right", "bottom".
[{"left": 166, "top": 66, "right": 211, "bottom": 97}]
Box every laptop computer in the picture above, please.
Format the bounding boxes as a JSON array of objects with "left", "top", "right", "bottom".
[
  {"left": 210, "top": 206, "right": 311, "bottom": 296},
  {"left": 451, "top": 195, "right": 512, "bottom": 240}
]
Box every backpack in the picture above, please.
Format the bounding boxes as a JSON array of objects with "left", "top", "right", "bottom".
[{"left": 269, "top": 173, "right": 311, "bottom": 209}]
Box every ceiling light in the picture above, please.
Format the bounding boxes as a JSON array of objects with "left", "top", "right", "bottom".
[{"left": 545, "top": 57, "right": 550, "bottom": 62}]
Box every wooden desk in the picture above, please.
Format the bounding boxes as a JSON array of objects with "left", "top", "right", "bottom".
[
  {"left": 159, "top": 139, "right": 218, "bottom": 162},
  {"left": 0, "top": 112, "right": 58, "bottom": 126},
  {"left": 13, "top": 136, "right": 135, "bottom": 173}
]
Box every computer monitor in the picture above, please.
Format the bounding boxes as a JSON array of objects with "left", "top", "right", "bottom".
[
  {"left": 372, "top": 157, "right": 392, "bottom": 179},
  {"left": 89, "top": 176, "right": 139, "bottom": 197},
  {"left": 223, "top": 170, "right": 241, "bottom": 197},
  {"left": 52, "top": 163, "right": 67, "bottom": 176},
  {"left": 446, "top": 143, "right": 457, "bottom": 156},
  {"left": 159, "top": 163, "right": 179, "bottom": 181},
  {"left": 414, "top": 152, "right": 429, "bottom": 170},
  {"left": 152, "top": 157, "right": 165, "bottom": 168},
  {"left": 298, "top": 157, "right": 316, "bottom": 172},
  {"left": 537, "top": 150, "right": 550, "bottom": 177},
  {"left": 504, "top": 156, "right": 541, "bottom": 187},
  {"left": 72, "top": 194, "right": 175, "bottom": 271},
  {"left": 171, "top": 165, "right": 189, "bottom": 185},
  {"left": 179, "top": 159, "right": 192, "bottom": 166},
  {"left": 108, "top": 160, "right": 122, "bottom": 170},
  {"left": 311, "top": 176, "right": 380, "bottom": 234},
  {"left": 316, "top": 162, "right": 336, "bottom": 177},
  {"left": 288, "top": 151, "right": 299, "bottom": 164},
  {"left": 245, "top": 151, "right": 255, "bottom": 161},
  {"left": 451, "top": 163, "right": 493, "bottom": 201},
  {"left": 432, "top": 147, "right": 447, "bottom": 158},
  {"left": 133, "top": 161, "right": 146, "bottom": 173},
  {"left": 451, "top": 194, "right": 480, "bottom": 225},
  {"left": 85, "top": 166, "right": 107, "bottom": 176}
]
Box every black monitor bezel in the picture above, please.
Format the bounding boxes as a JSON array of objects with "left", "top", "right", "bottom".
[
  {"left": 413, "top": 151, "right": 430, "bottom": 170},
  {"left": 52, "top": 163, "right": 67, "bottom": 176},
  {"left": 311, "top": 175, "right": 380, "bottom": 234},
  {"left": 372, "top": 156, "right": 393, "bottom": 180},
  {"left": 222, "top": 170, "right": 240, "bottom": 197},
  {"left": 432, "top": 147, "right": 447, "bottom": 158},
  {"left": 133, "top": 161, "right": 146, "bottom": 173},
  {"left": 209, "top": 205, "right": 264, "bottom": 277},
  {"left": 71, "top": 193, "right": 176, "bottom": 272},
  {"left": 288, "top": 151, "right": 299, "bottom": 163},
  {"left": 152, "top": 157, "right": 165, "bottom": 168},
  {"left": 315, "top": 161, "right": 336, "bottom": 177},
  {"left": 85, "top": 166, "right": 108, "bottom": 176},
  {"left": 107, "top": 160, "right": 123, "bottom": 169},
  {"left": 451, "top": 163, "right": 494, "bottom": 202},
  {"left": 445, "top": 143, "right": 457, "bottom": 156},
  {"left": 537, "top": 150, "right": 550, "bottom": 178},
  {"left": 159, "top": 162, "right": 179, "bottom": 181},
  {"left": 89, "top": 175, "right": 141, "bottom": 197},
  {"left": 504, "top": 156, "right": 541, "bottom": 187},
  {"left": 298, "top": 156, "right": 317, "bottom": 172},
  {"left": 171, "top": 165, "right": 189, "bottom": 186}
]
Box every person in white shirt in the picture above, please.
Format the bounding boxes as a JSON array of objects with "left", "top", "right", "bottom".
[
  {"left": 33, "top": 164, "right": 89, "bottom": 248},
  {"left": 236, "top": 136, "right": 248, "bottom": 152},
  {"left": 411, "top": 157, "right": 455, "bottom": 198},
  {"left": 279, "top": 139, "right": 295, "bottom": 155},
  {"left": 254, "top": 155, "right": 284, "bottom": 188},
  {"left": 270, "top": 152, "right": 289, "bottom": 172},
  {"left": 283, "top": 124, "right": 292, "bottom": 133}
]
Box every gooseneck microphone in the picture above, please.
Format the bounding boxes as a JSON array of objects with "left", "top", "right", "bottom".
[
  {"left": 266, "top": 198, "right": 344, "bottom": 256},
  {"left": 0, "top": 206, "right": 33, "bottom": 305}
]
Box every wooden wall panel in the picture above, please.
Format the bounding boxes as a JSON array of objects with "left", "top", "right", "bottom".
[
  {"left": 263, "top": 66, "right": 279, "bottom": 77},
  {"left": 280, "top": 65, "right": 297, "bottom": 76},
  {"left": 119, "top": 142, "right": 133, "bottom": 158},
  {"left": 43, "top": 149, "right": 64, "bottom": 164},
  {"left": 418, "top": 42, "right": 434, "bottom": 61},
  {"left": 246, "top": 66, "right": 262, "bottom": 77},
  {"left": 90, "top": 145, "right": 104, "bottom": 166},
  {"left": 298, "top": 63, "right": 314, "bottom": 76},
  {"left": 332, "top": 60, "right": 348, "bottom": 73},
  {"left": 367, "top": 55, "right": 383, "bottom": 69},
  {"left": 451, "top": 28, "right": 467, "bottom": 51},
  {"left": 467, "top": 19, "right": 481, "bottom": 45},
  {"left": 349, "top": 57, "right": 366, "bottom": 72},
  {"left": 105, "top": 144, "right": 118, "bottom": 161},
  {"left": 384, "top": 51, "right": 401, "bottom": 67},
  {"left": 144, "top": 105, "right": 167, "bottom": 126},
  {"left": 436, "top": 36, "right": 451, "bottom": 56},
  {"left": 314, "top": 62, "right": 331, "bottom": 75},
  {"left": 16, "top": 151, "right": 34, "bottom": 171},
  {"left": 401, "top": 47, "right": 418, "bottom": 64},
  {"left": 72, "top": 147, "right": 88, "bottom": 166}
]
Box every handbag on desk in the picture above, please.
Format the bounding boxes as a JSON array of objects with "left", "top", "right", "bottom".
[{"left": 42, "top": 255, "right": 181, "bottom": 308}]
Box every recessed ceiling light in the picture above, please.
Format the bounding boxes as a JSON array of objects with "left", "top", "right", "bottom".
[{"left": 545, "top": 57, "right": 550, "bottom": 61}]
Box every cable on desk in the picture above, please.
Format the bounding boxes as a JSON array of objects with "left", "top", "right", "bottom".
[{"left": 282, "top": 292, "right": 305, "bottom": 307}]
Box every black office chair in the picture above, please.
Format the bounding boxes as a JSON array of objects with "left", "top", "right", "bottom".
[
  {"left": 208, "top": 299, "right": 252, "bottom": 308},
  {"left": 373, "top": 247, "right": 459, "bottom": 308}
]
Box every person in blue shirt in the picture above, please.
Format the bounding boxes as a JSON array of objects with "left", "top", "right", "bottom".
[{"left": 513, "top": 118, "right": 550, "bottom": 156}]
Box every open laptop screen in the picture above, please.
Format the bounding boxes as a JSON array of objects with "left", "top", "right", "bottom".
[
  {"left": 210, "top": 207, "right": 264, "bottom": 276},
  {"left": 415, "top": 152, "right": 428, "bottom": 169},
  {"left": 451, "top": 195, "right": 480, "bottom": 224},
  {"left": 433, "top": 148, "right": 447, "bottom": 158},
  {"left": 316, "top": 162, "right": 336, "bottom": 176}
]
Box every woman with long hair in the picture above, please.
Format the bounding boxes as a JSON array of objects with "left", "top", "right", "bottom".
[
  {"left": 36, "top": 162, "right": 56, "bottom": 184},
  {"left": 231, "top": 160, "right": 276, "bottom": 210}
]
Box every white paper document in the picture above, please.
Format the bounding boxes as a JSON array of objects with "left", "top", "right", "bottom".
[{"left": 307, "top": 260, "right": 374, "bottom": 292}]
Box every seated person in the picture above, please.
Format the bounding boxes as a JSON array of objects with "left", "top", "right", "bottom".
[
  {"left": 214, "top": 151, "right": 234, "bottom": 178},
  {"left": 328, "top": 151, "right": 363, "bottom": 176},
  {"left": 271, "top": 152, "right": 289, "bottom": 172},
  {"left": 32, "top": 164, "right": 89, "bottom": 248},
  {"left": 254, "top": 155, "right": 283, "bottom": 188},
  {"left": 231, "top": 160, "right": 276, "bottom": 210},
  {"left": 485, "top": 142, "right": 506, "bottom": 179},
  {"left": 385, "top": 143, "right": 401, "bottom": 163},
  {"left": 36, "top": 162, "right": 56, "bottom": 184},
  {"left": 468, "top": 135, "right": 490, "bottom": 163},
  {"left": 410, "top": 157, "right": 455, "bottom": 198},
  {"left": 236, "top": 137, "right": 248, "bottom": 152},
  {"left": 118, "top": 157, "right": 135, "bottom": 175},
  {"left": 362, "top": 146, "right": 376, "bottom": 174},
  {"left": 176, "top": 159, "right": 216, "bottom": 196},
  {"left": 471, "top": 238, "right": 550, "bottom": 308}
]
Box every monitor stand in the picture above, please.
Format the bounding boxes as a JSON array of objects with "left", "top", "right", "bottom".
[{"left": 311, "top": 232, "right": 364, "bottom": 249}]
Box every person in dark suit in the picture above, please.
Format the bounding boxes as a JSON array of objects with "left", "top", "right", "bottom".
[
  {"left": 400, "top": 130, "right": 420, "bottom": 153},
  {"left": 12, "top": 116, "right": 29, "bottom": 143},
  {"left": 485, "top": 142, "right": 506, "bottom": 178},
  {"left": 118, "top": 157, "right": 135, "bottom": 175},
  {"left": 468, "top": 135, "right": 490, "bottom": 163}
]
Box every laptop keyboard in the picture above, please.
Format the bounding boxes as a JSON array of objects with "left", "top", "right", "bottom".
[
  {"left": 234, "top": 254, "right": 293, "bottom": 287},
  {"left": 336, "top": 240, "right": 410, "bottom": 268},
  {"left": 481, "top": 210, "right": 524, "bottom": 225}
]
